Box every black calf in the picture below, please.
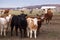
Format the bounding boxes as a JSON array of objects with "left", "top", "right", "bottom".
[{"left": 10, "top": 14, "right": 27, "bottom": 37}]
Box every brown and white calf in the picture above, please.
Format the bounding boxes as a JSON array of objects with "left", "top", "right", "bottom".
[{"left": 27, "top": 17, "right": 38, "bottom": 38}]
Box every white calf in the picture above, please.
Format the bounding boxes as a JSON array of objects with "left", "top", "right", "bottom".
[
  {"left": 0, "top": 18, "right": 7, "bottom": 36},
  {"left": 27, "top": 17, "right": 38, "bottom": 38},
  {"left": 0, "top": 14, "right": 12, "bottom": 36}
]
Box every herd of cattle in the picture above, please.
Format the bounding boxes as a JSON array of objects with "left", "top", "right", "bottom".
[{"left": 0, "top": 9, "right": 53, "bottom": 39}]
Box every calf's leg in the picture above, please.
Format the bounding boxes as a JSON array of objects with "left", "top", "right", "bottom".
[
  {"left": 24, "top": 28, "right": 27, "bottom": 37},
  {"left": 4, "top": 24, "right": 7, "bottom": 36},
  {"left": 30, "top": 30, "right": 32, "bottom": 38},
  {"left": 11, "top": 25, "right": 14, "bottom": 36},
  {"left": 1, "top": 25, "right": 3, "bottom": 36},
  {"left": 15, "top": 26, "right": 18, "bottom": 36},
  {"left": 34, "top": 30, "right": 37, "bottom": 38},
  {"left": 27, "top": 28, "right": 29, "bottom": 37}
]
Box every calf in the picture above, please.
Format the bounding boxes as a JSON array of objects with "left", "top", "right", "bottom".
[
  {"left": 0, "top": 14, "right": 12, "bottom": 36},
  {"left": 44, "top": 9, "right": 53, "bottom": 24},
  {"left": 0, "top": 17, "right": 7, "bottom": 36},
  {"left": 10, "top": 14, "right": 27, "bottom": 37},
  {"left": 27, "top": 17, "right": 38, "bottom": 38},
  {"left": 11, "top": 15, "right": 20, "bottom": 36},
  {"left": 44, "top": 13, "right": 53, "bottom": 24}
]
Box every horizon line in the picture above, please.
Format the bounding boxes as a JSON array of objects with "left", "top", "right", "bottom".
[{"left": 0, "top": 4, "right": 60, "bottom": 8}]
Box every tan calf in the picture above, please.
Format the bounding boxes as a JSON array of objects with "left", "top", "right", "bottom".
[{"left": 27, "top": 17, "right": 38, "bottom": 38}]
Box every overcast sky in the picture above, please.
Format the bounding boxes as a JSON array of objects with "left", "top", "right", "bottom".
[{"left": 0, "top": 0, "right": 60, "bottom": 8}]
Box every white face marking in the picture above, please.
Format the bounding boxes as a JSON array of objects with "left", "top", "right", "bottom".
[
  {"left": 41, "top": 16, "right": 44, "bottom": 19},
  {"left": 33, "top": 18, "right": 38, "bottom": 26},
  {"left": 6, "top": 14, "right": 11, "bottom": 22},
  {"left": 9, "top": 14, "right": 11, "bottom": 17}
]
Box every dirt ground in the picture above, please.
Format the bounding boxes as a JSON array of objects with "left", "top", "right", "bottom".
[{"left": 0, "top": 15, "right": 60, "bottom": 40}]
